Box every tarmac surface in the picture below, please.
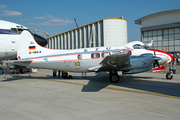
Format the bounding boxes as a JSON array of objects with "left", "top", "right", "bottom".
[{"left": 0, "top": 65, "right": 180, "bottom": 120}]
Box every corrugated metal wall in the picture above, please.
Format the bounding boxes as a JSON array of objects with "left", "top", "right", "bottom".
[{"left": 47, "top": 18, "right": 127, "bottom": 49}]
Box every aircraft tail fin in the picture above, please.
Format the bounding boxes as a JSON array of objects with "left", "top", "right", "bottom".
[
  {"left": 146, "top": 40, "right": 153, "bottom": 46},
  {"left": 17, "top": 30, "right": 46, "bottom": 60}
]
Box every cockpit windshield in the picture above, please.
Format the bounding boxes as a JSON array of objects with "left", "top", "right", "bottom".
[
  {"left": 133, "top": 44, "right": 146, "bottom": 49},
  {"left": 11, "top": 28, "right": 31, "bottom": 34}
]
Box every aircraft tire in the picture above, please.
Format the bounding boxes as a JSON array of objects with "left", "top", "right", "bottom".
[
  {"left": 109, "top": 73, "right": 119, "bottom": 83},
  {"left": 166, "top": 72, "right": 173, "bottom": 80}
]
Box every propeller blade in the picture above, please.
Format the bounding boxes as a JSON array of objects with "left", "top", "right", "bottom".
[{"left": 155, "top": 60, "right": 160, "bottom": 67}]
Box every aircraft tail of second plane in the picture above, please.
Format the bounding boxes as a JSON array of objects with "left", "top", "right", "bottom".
[{"left": 17, "top": 30, "right": 62, "bottom": 60}]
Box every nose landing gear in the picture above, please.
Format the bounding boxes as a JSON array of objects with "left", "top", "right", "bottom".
[
  {"left": 166, "top": 62, "right": 173, "bottom": 80},
  {"left": 166, "top": 71, "right": 173, "bottom": 79}
]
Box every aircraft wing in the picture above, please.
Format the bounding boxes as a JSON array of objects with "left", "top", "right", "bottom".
[
  {"left": 3, "top": 60, "right": 32, "bottom": 66},
  {"left": 88, "top": 52, "right": 130, "bottom": 72}
]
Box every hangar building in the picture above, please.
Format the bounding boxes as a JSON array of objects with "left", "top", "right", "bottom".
[
  {"left": 46, "top": 18, "right": 127, "bottom": 49},
  {"left": 135, "top": 9, "right": 180, "bottom": 54}
]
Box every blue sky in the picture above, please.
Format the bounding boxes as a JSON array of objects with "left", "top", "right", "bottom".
[{"left": 0, "top": 0, "right": 180, "bottom": 42}]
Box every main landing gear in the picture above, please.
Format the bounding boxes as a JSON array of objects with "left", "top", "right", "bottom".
[
  {"left": 109, "top": 70, "right": 119, "bottom": 83},
  {"left": 53, "top": 70, "right": 73, "bottom": 79}
]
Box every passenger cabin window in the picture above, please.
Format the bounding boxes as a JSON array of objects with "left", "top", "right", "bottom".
[
  {"left": 112, "top": 52, "right": 121, "bottom": 55},
  {"left": 91, "top": 53, "right": 100, "bottom": 59},
  {"left": 128, "top": 51, "right": 132, "bottom": 55},
  {"left": 133, "top": 44, "right": 143, "bottom": 49},
  {"left": 101, "top": 52, "right": 110, "bottom": 58},
  {"left": 77, "top": 54, "right": 82, "bottom": 60}
]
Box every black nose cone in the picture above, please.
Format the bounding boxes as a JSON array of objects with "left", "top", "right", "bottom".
[{"left": 33, "top": 34, "right": 48, "bottom": 47}]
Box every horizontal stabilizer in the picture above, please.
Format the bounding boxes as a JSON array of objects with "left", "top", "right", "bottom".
[{"left": 3, "top": 60, "right": 32, "bottom": 66}]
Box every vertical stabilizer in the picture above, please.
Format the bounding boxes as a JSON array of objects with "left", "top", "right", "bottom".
[{"left": 17, "top": 30, "right": 45, "bottom": 59}]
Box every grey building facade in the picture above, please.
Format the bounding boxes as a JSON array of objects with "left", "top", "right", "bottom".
[{"left": 135, "top": 9, "right": 180, "bottom": 54}]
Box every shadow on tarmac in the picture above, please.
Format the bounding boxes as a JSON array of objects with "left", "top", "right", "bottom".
[
  {"left": 1, "top": 72, "right": 180, "bottom": 97},
  {"left": 81, "top": 72, "right": 180, "bottom": 97}
]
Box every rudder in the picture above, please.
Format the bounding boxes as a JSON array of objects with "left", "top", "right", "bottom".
[{"left": 17, "top": 30, "right": 44, "bottom": 60}]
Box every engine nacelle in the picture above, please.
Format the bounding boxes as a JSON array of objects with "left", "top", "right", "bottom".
[
  {"left": 140, "top": 53, "right": 153, "bottom": 57},
  {"left": 122, "top": 67, "right": 152, "bottom": 74}
]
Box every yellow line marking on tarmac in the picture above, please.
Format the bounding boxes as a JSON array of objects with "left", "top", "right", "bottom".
[{"left": 40, "top": 78, "right": 180, "bottom": 99}]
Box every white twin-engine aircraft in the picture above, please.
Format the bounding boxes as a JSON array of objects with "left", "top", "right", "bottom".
[{"left": 7, "top": 30, "right": 173, "bottom": 83}]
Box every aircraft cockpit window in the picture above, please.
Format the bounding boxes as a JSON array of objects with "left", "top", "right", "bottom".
[
  {"left": 143, "top": 45, "right": 149, "bottom": 49},
  {"left": 133, "top": 44, "right": 143, "bottom": 49},
  {"left": 17, "top": 29, "right": 24, "bottom": 34},
  {"left": 11, "top": 28, "right": 18, "bottom": 33},
  {"left": 11, "top": 28, "right": 25, "bottom": 34}
]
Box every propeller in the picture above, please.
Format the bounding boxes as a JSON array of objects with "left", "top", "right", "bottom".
[
  {"left": 153, "top": 48, "right": 160, "bottom": 67},
  {"left": 154, "top": 59, "right": 160, "bottom": 68}
]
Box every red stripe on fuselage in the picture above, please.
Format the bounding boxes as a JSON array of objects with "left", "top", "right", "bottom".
[{"left": 147, "top": 49, "right": 173, "bottom": 62}]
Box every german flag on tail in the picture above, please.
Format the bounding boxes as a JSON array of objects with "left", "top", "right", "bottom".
[{"left": 29, "top": 46, "right": 36, "bottom": 51}]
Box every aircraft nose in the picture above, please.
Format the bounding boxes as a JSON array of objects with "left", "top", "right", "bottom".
[
  {"left": 168, "top": 53, "right": 173, "bottom": 62},
  {"left": 160, "top": 51, "right": 173, "bottom": 63},
  {"left": 154, "top": 49, "right": 173, "bottom": 63},
  {"left": 33, "top": 34, "right": 48, "bottom": 47}
]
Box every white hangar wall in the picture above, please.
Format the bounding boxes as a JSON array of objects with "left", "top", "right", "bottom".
[
  {"left": 135, "top": 9, "right": 180, "bottom": 53},
  {"left": 103, "top": 19, "right": 127, "bottom": 46},
  {"left": 46, "top": 18, "right": 127, "bottom": 49},
  {"left": 140, "top": 11, "right": 180, "bottom": 28}
]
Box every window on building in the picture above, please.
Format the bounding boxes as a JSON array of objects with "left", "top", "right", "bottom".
[
  {"left": 148, "top": 31, "right": 153, "bottom": 36},
  {"left": 153, "top": 30, "right": 157, "bottom": 36},
  {"left": 175, "top": 28, "right": 180, "bottom": 33},
  {"left": 142, "top": 27, "right": 180, "bottom": 52},
  {"left": 144, "top": 36, "right": 148, "bottom": 43},
  {"left": 169, "top": 29, "right": 174, "bottom": 34},
  {"left": 144, "top": 32, "right": 148, "bottom": 37},
  {"left": 163, "top": 29, "right": 168, "bottom": 34},
  {"left": 175, "top": 34, "right": 180, "bottom": 40},
  {"left": 158, "top": 30, "right": 162, "bottom": 35}
]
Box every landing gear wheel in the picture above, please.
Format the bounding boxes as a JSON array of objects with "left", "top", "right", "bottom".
[
  {"left": 166, "top": 72, "right": 173, "bottom": 80},
  {"left": 110, "top": 73, "right": 119, "bottom": 83}
]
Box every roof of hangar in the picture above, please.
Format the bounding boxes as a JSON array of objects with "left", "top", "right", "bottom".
[{"left": 135, "top": 9, "right": 180, "bottom": 25}]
